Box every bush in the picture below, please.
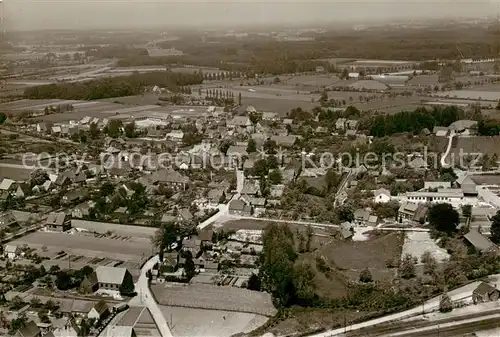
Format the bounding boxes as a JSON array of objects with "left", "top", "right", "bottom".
[
  {"left": 359, "top": 268, "right": 373, "bottom": 283},
  {"left": 439, "top": 293, "right": 453, "bottom": 313}
]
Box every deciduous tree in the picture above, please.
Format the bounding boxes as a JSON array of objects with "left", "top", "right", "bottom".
[
  {"left": 428, "top": 203, "right": 459, "bottom": 234},
  {"left": 490, "top": 210, "right": 500, "bottom": 244}
]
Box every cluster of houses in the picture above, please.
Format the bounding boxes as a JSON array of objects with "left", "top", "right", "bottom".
[
  {"left": 154, "top": 228, "right": 262, "bottom": 288},
  {"left": 6, "top": 263, "right": 136, "bottom": 337}
]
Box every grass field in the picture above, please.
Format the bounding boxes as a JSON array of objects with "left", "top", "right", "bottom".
[
  {"left": 151, "top": 283, "right": 276, "bottom": 316},
  {"left": 440, "top": 136, "right": 500, "bottom": 159},
  {"left": 160, "top": 306, "right": 268, "bottom": 337}
]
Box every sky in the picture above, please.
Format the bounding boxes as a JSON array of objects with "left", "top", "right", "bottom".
[{"left": 2, "top": 0, "right": 500, "bottom": 31}]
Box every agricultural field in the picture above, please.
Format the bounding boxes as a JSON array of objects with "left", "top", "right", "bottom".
[
  {"left": 441, "top": 136, "right": 500, "bottom": 159},
  {"left": 0, "top": 166, "right": 34, "bottom": 181},
  {"left": 434, "top": 89, "right": 500, "bottom": 101},
  {"left": 160, "top": 306, "right": 268, "bottom": 337},
  {"left": 151, "top": 283, "right": 276, "bottom": 316}
]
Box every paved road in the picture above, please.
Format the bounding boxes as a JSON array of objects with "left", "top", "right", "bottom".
[
  {"left": 197, "top": 169, "right": 245, "bottom": 231},
  {"left": 129, "top": 255, "right": 173, "bottom": 337},
  {"left": 231, "top": 216, "right": 340, "bottom": 228},
  {"left": 440, "top": 134, "right": 454, "bottom": 168}
]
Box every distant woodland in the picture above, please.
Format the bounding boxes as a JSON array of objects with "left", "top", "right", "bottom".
[{"left": 24, "top": 71, "right": 203, "bottom": 100}]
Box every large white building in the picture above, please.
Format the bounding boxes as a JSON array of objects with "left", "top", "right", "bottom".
[{"left": 398, "top": 189, "right": 468, "bottom": 208}]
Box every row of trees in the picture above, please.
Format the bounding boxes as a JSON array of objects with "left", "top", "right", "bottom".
[
  {"left": 24, "top": 71, "right": 204, "bottom": 100},
  {"left": 369, "top": 106, "right": 462, "bottom": 137},
  {"left": 477, "top": 119, "right": 500, "bottom": 136},
  {"left": 260, "top": 224, "right": 316, "bottom": 307}
]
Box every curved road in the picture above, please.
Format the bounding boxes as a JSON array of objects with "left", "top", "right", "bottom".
[
  {"left": 129, "top": 255, "right": 173, "bottom": 337},
  {"left": 440, "top": 134, "right": 455, "bottom": 168}
]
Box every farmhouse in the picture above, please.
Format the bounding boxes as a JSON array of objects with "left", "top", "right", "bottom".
[
  {"left": 45, "top": 212, "right": 71, "bottom": 232},
  {"left": 228, "top": 199, "right": 252, "bottom": 216},
  {"left": 82, "top": 266, "right": 134, "bottom": 293},
  {"left": 463, "top": 230, "right": 499, "bottom": 254},
  {"left": 448, "top": 120, "right": 478, "bottom": 135},
  {"left": 472, "top": 282, "right": 500, "bottom": 304},
  {"left": 150, "top": 169, "right": 190, "bottom": 191},
  {"left": 398, "top": 201, "right": 428, "bottom": 223}
]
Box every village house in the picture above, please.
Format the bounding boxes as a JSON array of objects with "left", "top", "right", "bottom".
[
  {"left": 335, "top": 118, "right": 347, "bottom": 130},
  {"left": 340, "top": 222, "right": 354, "bottom": 240},
  {"left": 150, "top": 169, "right": 190, "bottom": 191},
  {"left": 4, "top": 244, "right": 19, "bottom": 259},
  {"left": 87, "top": 300, "right": 110, "bottom": 321},
  {"left": 15, "top": 321, "right": 41, "bottom": 337},
  {"left": 182, "top": 236, "right": 201, "bottom": 255},
  {"left": 52, "top": 318, "right": 80, "bottom": 337},
  {"left": 15, "top": 183, "right": 31, "bottom": 199},
  {"left": 373, "top": 188, "right": 391, "bottom": 203},
  {"left": 262, "top": 112, "right": 279, "bottom": 121},
  {"left": 228, "top": 199, "right": 252, "bottom": 216},
  {"left": 424, "top": 181, "right": 452, "bottom": 190},
  {"left": 227, "top": 116, "right": 252, "bottom": 133},
  {"left": 472, "top": 282, "right": 500, "bottom": 304},
  {"left": 45, "top": 212, "right": 71, "bottom": 231},
  {"left": 463, "top": 229, "right": 499, "bottom": 254},
  {"left": 270, "top": 135, "right": 297, "bottom": 148},
  {"left": 166, "top": 129, "right": 184, "bottom": 142},
  {"left": 72, "top": 201, "right": 94, "bottom": 219},
  {"left": 433, "top": 126, "right": 449, "bottom": 137},
  {"left": 448, "top": 120, "right": 478, "bottom": 136},
  {"left": 0, "top": 178, "right": 16, "bottom": 191},
  {"left": 81, "top": 266, "right": 133, "bottom": 294},
  {"left": 398, "top": 201, "right": 428, "bottom": 223},
  {"left": 346, "top": 120, "right": 359, "bottom": 130},
  {"left": 0, "top": 211, "right": 18, "bottom": 228},
  {"left": 408, "top": 156, "right": 428, "bottom": 170},
  {"left": 207, "top": 188, "right": 225, "bottom": 207}
]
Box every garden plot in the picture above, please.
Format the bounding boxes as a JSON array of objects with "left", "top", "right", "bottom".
[{"left": 401, "top": 231, "right": 450, "bottom": 264}]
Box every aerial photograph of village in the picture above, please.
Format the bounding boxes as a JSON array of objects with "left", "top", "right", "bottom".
[{"left": 2, "top": 0, "right": 500, "bottom": 336}]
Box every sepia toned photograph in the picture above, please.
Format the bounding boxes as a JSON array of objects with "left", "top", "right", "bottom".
[{"left": 1, "top": 1, "right": 500, "bottom": 336}]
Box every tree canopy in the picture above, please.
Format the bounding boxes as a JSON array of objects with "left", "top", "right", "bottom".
[
  {"left": 369, "top": 106, "right": 462, "bottom": 137},
  {"left": 428, "top": 203, "right": 459, "bottom": 234},
  {"left": 24, "top": 71, "right": 203, "bottom": 100},
  {"left": 491, "top": 210, "right": 500, "bottom": 244}
]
